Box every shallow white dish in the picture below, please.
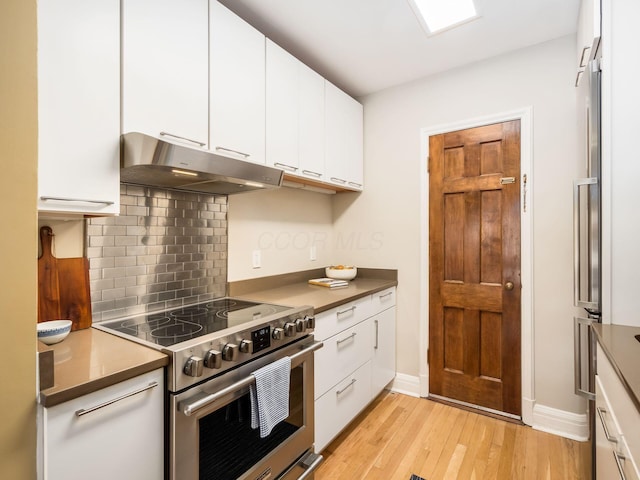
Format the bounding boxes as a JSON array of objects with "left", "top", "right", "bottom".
[
  {"left": 37, "top": 320, "right": 72, "bottom": 345},
  {"left": 325, "top": 266, "right": 357, "bottom": 280}
]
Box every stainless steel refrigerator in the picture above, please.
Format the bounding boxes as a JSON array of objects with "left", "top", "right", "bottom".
[{"left": 574, "top": 57, "right": 602, "bottom": 474}]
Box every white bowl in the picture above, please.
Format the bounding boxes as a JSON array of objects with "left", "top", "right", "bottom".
[
  {"left": 325, "top": 266, "right": 357, "bottom": 280},
  {"left": 37, "top": 320, "right": 72, "bottom": 345}
]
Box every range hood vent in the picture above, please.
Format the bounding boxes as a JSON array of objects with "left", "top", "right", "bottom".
[{"left": 120, "top": 132, "right": 283, "bottom": 195}]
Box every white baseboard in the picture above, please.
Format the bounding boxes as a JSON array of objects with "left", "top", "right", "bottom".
[
  {"left": 389, "top": 374, "right": 588, "bottom": 442},
  {"left": 531, "top": 403, "right": 589, "bottom": 441},
  {"left": 390, "top": 373, "right": 421, "bottom": 397}
]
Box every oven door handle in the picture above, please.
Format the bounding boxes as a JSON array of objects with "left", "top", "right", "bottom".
[{"left": 180, "top": 340, "right": 323, "bottom": 417}]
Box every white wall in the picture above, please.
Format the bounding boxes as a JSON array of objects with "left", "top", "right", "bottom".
[
  {"left": 226, "top": 35, "right": 585, "bottom": 420},
  {"left": 333, "top": 34, "right": 585, "bottom": 416},
  {"left": 228, "top": 187, "right": 334, "bottom": 280}
]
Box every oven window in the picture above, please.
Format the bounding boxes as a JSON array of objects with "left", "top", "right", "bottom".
[{"left": 199, "top": 366, "right": 304, "bottom": 480}]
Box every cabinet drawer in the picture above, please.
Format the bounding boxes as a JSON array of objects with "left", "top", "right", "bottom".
[
  {"left": 314, "top": 319, "right": 372, "bottom": 399},
  {"left": 314, "top": 361, "right": 372, "bottom": 453},
  {"left": 43, "top": 369, "right": 164, "bottom": 480},
  {"left": 597, "top": 344, "right": 640, "bottom": 465},
  {"left": 314, "top": 296, "right": 371, "bottom": 341},
  {"left": 370, "top": 287, "right": 396, "bottom": 314}
]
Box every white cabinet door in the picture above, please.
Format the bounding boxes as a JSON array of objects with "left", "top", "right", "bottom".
[
  {"left": 266, "top": 40, "right": 299, "bottom": 173},
  {"left": 298, "top": 63, "right": 326, "bottom": 182},
  {"left": 325, "top": 81, "right": 364, "bottom": 190},
  {"left": 314, "top": 361, "right": 372, "bottom": 453},
  {"left": 266, "top": 39, "right": 326, "bottom": 182},
  {"left": 121, "top": 0, "right": 209, "bottom": 148},
  {"left": 314, "top": 319, "right": 372, "bottom": 400},
  {"left": 210, "top": 1, "right": 266, "bottom": 164},
  {"left": 371, "top": 306, "right": 396, "bottom": 395},
  {"left": 43, "top": 369, "right": 164, "bottom": 480},
  {"left": 37, "top": 0, "right": 120, "bottom": 216}
]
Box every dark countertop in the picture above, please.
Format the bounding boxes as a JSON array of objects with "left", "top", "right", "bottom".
[
  {"left": 592, "top": 323, "right": 640, "bottom": 413},
  {"left": 39, "top": 328, "right": 168, "bottom": 407},
  {"left": 229, "top": 268, "right": 398, "bottom": 313}
]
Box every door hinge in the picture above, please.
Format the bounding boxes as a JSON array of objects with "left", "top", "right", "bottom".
[
  {"left": 427, "top": 156, "right": 430, "bottom": 174},
  {"left": 427, "top": 348, "right": 429, "bottom": 365}
]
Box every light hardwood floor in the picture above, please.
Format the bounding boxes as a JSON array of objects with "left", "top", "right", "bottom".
[{"left": 315, "top": 391, "right": 591, "bottom": 480}]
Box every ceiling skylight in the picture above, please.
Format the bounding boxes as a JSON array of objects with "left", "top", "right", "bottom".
[{"left": 408, "top": 0, "right": 478, "bottom": 35}]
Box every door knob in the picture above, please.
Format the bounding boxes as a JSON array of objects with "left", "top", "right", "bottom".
[{"left": 505, "top": 281, "right": 514, "bottom": 291}]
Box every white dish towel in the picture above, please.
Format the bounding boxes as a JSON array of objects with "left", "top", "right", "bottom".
[{"left": 249, "top": 356, "right": 291, "bottom": 438}]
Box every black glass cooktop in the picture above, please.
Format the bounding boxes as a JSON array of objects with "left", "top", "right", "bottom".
[{"left": 101, "top": 299, "right": 290, "bottom": 347}]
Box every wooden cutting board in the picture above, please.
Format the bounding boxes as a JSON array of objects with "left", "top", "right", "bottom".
[{"left": 38, "top": 226, "right": 92, "bottom": 331}]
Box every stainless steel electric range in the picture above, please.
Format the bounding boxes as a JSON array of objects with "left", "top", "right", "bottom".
[{"left": 94, "top": 298, "right": 324, "bottom": 480}]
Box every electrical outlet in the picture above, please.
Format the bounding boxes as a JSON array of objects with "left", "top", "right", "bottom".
[
  {"left": 252, "top": 250, "right": 261, "bottom": 269},
  {"left": 310, "top": 245, "right": 317, "bottom": 261}
]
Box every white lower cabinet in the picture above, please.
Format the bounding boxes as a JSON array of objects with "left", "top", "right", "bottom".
[
  {"left": 314, "top": 287, "right": 396, "bottom": 452},
  {"left": 314, "top": 317, "right": 372, "bottom": 400},
  {"left": 596, "top": 344, "right": 640, "bottom": 479},
  {"left": 372, "top": 307, "right": 397, "bottom": 394},
  {"left": 41, "top": 368, "right": 164, "bottom": 480},
  {"left": 315, "top": 361, "right": 372, "bottom": 453}
]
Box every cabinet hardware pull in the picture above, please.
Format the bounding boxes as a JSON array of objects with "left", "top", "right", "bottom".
[
  {"left": 159, "top": 131, "right": 206, "bottom": 147},
  {"left": 75, "top": 381, "right": 158, "bottom": 417},
  {"left": 336, "top": 305, "right": 356, "bottom": 316},
  {"left": 41, "top": 196, "right": 115, "bottom": 206},
  {"left": 336, "top": 378, "right": 356, "bottom": 396},
  {"left": 336, "top": 332, "right": 356, "bottom": 346},
  {"left": 613, "top": 451, "right": 627, "bottom": 480},
  {"left": 215, "top": 146, "right": 250, "bottom": 158},
  {"left": 596, "top": 407, "right": 618, "bottom": 443},
  {"left": 374, "top": 320, "right": 379, "bottom": 349},
  {"left": 302, "top": 170, "right": 322, "bottom": 177},
  {"left": 180, "top": 341, "right": 323, "bottom": 416},
  {"left": 274, "top": 162, "right": 298, "bottom": 172},
  {"left": 348, "top": 182, "right": 362, "bottom": 188},
  {"left": 330, "top": 177, "right": 347, "bottom": 184},
  {"left": 379, "top": 292, "right": 393, "bottom": 300}
]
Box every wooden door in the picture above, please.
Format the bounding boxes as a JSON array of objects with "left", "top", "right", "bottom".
[{"left": 429, "top": 120, "right": 521, "bottom": 416}]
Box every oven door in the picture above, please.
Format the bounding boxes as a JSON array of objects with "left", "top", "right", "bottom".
[{"left": 171, "top": 337, "right": 322, "bottom": 480}]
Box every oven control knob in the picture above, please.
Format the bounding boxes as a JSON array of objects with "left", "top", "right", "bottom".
[
  {"left": 184, "top": 356, "right": 204, "bottom": 377},
  {"left": 304, "top": 315, "right": 315, "bottom": 330},
  {"left": 284, "top": 322, "right": 297, "bottom": 337},
  {"left": 222, "top": 343, "right": 239, "bottom": 361},
  {"left": 204, "top": 349, "right": 222, "bottom": 369},
  {"left": 295, "top": 319, "right": 305, "bottom": 332},
  {"left": 272, "top": 327, "right": 284, "bottom": 340},
  {"left": 240, "top": 339, "right": 253, "bottom": 354}
]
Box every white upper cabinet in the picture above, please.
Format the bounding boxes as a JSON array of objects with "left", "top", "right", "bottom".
[
  {"left": 266, "top": 40, "right": 326, "bottom": 182},
  {"left": 121, "top": 0, "right": 209, "bottom": 148},
  {"left": 266, "top": 40, "right": 300, "bottom": 173},
  {"left": 210, "top": 1, "right": 266, "bottom": 164},
  {"left": 37, "top": 0, "right": 120, "bottom": 215},
  {"left": 325, "top": 81, "right": 364, "bottom": 190},
  {"left": 298, "top": 62, "right": 326, "bottom": 182}
]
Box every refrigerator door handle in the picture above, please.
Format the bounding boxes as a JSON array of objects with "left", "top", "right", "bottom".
[
  {"left": 574, "top": 316, "right": 596, "bottom": 400},
  {"left": 573, "top": 177, "right": 600, "bottom": 311}
]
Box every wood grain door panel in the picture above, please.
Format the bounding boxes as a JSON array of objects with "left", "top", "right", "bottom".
[{"left": 429, "top": 120, "right": 521, "bottom": 416}]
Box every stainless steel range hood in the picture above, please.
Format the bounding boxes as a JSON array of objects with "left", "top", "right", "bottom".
[{"left": 120, "top": 132, "right": 283, "bottom": 195}]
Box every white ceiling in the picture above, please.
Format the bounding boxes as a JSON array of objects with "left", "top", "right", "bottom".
[{"left": 218, "top": 0, "right": 581, "bottom": 98}]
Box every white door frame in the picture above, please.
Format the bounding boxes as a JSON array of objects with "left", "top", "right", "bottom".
[{"left": 418, "top": 107, "right": 535, "bottom": 425}]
